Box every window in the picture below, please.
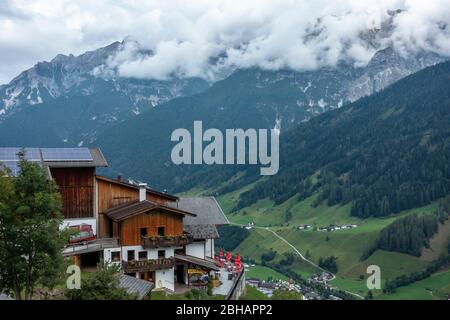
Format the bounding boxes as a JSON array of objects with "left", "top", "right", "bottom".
[
  {"left": 127, "top": 250, "right": 135, "bottom": 261},
  {"left": 140, "top": 227, "right": 147, "bottom": 237},
  {"left": 111, "top": 251, "right": 120, "bottom": 262},
  {"left": 138, "top": 251, "right": 148, "bottom": 260},
  {"left": 157, "top": 226, "right": 165, "bottom": 236},
  {"left": 158, "top": 250, "right": 165, "bottom": 258},
  {"left": 175, "top": 248, "right": 185, "bottom": 255}
]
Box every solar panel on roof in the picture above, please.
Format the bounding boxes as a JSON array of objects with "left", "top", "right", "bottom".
[
  {"left": 0, "top": 148, "right": 41, "bottom": 161},
  {"left": 0, "top": 160, "right": 44, "bottom": 177},
  {"left": 1, "top": 162, "right": 19, "bottom": 176},
  {"left": 41, "top": 148, "right": 93, "bottom": 162}
]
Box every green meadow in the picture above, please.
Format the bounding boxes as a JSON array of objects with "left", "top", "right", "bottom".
[{"left": 215, "top": 185, "right": 447, "bottom": 299}]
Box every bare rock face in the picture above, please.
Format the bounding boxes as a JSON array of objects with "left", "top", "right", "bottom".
[{"left": 0, "top": 40, "right": 210, "bottom": 143}]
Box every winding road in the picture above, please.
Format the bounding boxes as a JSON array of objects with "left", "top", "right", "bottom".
[{"left": 230, "top": 222, "right": 365, "bottom": 299}]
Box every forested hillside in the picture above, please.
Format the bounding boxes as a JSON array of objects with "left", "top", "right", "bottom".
[
  {"left": 90, "top": 49, "right": 443, "bottom": 192},
  {"left": 236, "top": 61, "right": 450, "bottom": 218}
]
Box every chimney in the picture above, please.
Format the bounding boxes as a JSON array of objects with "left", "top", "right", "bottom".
[
  {"left": 139, "top": 183, "right": 147, "bottom": 202},
  {"left": 117, "top": 174, "right": 123, "bottom": 182}
]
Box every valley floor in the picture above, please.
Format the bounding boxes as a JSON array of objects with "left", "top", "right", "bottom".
[{"left": 210, "top": 184, "right": 450, "bottom": 300}]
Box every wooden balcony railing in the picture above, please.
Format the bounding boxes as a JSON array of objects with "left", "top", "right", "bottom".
[
  {"left": 122, "top": 257, "right": 175, "bottom": 273},
  {"left": 141, "top": 234, "right": 194, "bottom": 248}
]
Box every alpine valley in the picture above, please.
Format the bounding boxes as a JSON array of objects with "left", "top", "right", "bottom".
[{"left": 1, "top": 39, "right": 450, "bottom": 300}]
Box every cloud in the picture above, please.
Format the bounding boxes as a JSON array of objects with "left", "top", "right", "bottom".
[{"left": 0, "top": 0, "right": 449, "bottom": 83}]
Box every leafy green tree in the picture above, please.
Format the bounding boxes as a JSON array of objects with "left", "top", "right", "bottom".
[
  {"left": 65, "top": 263, "right": 137, "bottom": 300},
  {"left": 0, "top": 154, "right": 66, "bottom": 300}
]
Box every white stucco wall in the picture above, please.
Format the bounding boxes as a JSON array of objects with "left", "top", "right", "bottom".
[
  {"left": 186, "top": 242, "right": 205, "bottom": 259},
  {"left": 103, "top": 246, "right": 176, "bottom": 292},
  {"left": 103, "top": 247, "right": 122, "bottom": 265},
  {"left": 205, "top": 239, "right": 214, "bottom": 258},
  {"left": 155, "top": 267, "right": 175, "bottom": 291},
  {"left": 104, "top": 246, "right": 176, "bottom": 262},
  {"left": 61, "top": 218, "right": 97, "bottom": 235}
]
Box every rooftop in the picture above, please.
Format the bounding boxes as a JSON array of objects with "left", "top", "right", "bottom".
[
  {"left": 96, "top": 175, "right": 178, "bottom": 201},
  {"left": 176, "top": 197, "right": 229, "bottom": 226},
  {"left": 104, "top": 199, "right": 196, "bottom": 222},
  {"left": 118, "top": 274, "right": 153, "bottom": 299},
  {"left": 0, "top": 147, "right": 107, "bottom": 176},
  {"left": 174, "top": 197, "right": 229, "bottom": 240}
]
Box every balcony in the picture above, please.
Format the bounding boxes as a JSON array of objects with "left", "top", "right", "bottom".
[
  {"left": 141, "top": 234, "right": 194, "bottom": 249},
  {"left": 122, "top": 257, "right": 175, "bottom": 273}
]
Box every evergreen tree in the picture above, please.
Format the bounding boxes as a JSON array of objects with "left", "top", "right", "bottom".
[{"left": 0, "top": 153, "right": 66, "bottom": 300}]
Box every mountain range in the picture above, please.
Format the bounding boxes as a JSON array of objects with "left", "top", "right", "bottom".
[
  {"left": 90, "top": 47, "right": 444, "bottom": 191},
  {"left": 0, "top": 39, "right": 447, "bottom": 191},
  {"left": 0, "top": 41, "right": 209, "bottom": 146},
  {"left": 1, "top": 37, "right": 450, "bottom": 300}
]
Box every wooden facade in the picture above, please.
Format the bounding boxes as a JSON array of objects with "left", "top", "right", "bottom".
[
  {"left": 119, "top": 210, "right": 184, "bottom": 246},
  {"left": 51, "top": 167, "right": 94, "bottom": 219},
  {"left": 96, "top": 176, "right": 177, "bottom": 239}
]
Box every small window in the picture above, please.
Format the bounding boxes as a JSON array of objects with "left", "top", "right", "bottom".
[
  {"left": 175, "top": 248, "right": 185, "bottom": 255},
  {"left": 138, "top": 251, "right": 148, "bottom": 260},
  {"left": 127, "top": 250, "right": 135, "bottom": 261},
  {"left": 158, "top": 250, "right": 165, "bottom": 258},
  {"left": 111, "top": 251, "right": 120, "bottom": 262},
  {"left": 157, "top": 226, "right": 165, "bottom": 236},
  {"left": 140, "top": 227, "right": 147, "bottom": 237}
]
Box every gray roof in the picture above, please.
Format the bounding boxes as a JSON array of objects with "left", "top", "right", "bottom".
[
  {"left": 118, "top": 274, "right": 153, "bottom": 299},
  {"left": 175, "top": 197, "right": 229, "bottom": 226},
  {"left": 175, "top": 254, "right": 220, "bottom": 271},
  {"left": 44, "top": 148, "right": 108, "bottom": 168},
  {"left": 0, "top": 147, "right": 108, "bottom": 176},
  {"left": 184, "top": 224, "right": 220, "bottom": 239},
  {"left": 171, "top": 197, "right": 228, "bottom": 240}
]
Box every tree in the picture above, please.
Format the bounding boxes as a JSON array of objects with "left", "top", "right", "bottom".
[
  {"left": 65, "top": 263, "right": 137, "bottom": 300},
  {"left": 318, "top": 256, "right": 338, "bottom": 274},
  {"left": 283, "top": 210, "right": 292, "bottom": 222},
  {"left": 365, "top": 290, "right": 373, "bottom": 300},
  {"left": 0, "top": 154, "right": 66, "bottom": 300},
  {"left": 261, "top": 249, "right": 276, "bottom": 262},
  {"left": 305, "top": 250, "right": 311, "bottom": 259},
  {"left": 280, "top": 252, "right": 295, "bottom": 266}
]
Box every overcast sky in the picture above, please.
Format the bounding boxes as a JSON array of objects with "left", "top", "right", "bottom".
[{"left": 0, "top": 0, "right": 449, "bottom": 84}]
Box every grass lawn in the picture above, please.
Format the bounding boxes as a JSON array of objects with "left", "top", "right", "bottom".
[
  {"left": 239, "top": 285, "right": 269, "bottom": 300},
  {"left": 378, "top": 269, "right": 450, "bottom": 300},
  {"left": 234, "top": 228, "right": 321, "bottom": 279},
  {"left": 329, "top": 251, "right": 429, "bottom": 298},
  {"left": 246, "top": 265, "right": 289, "bottom": 281},
  {"left": 329, "top": 276, "right": 370, "bottom": 297},
  {"left": 214, "top": 183, "right": 444, "bottom": 299}
]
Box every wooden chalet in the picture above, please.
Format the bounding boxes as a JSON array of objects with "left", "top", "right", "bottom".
[{"left": 0, "top": 147, "right": 230, "bottom": 293}]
